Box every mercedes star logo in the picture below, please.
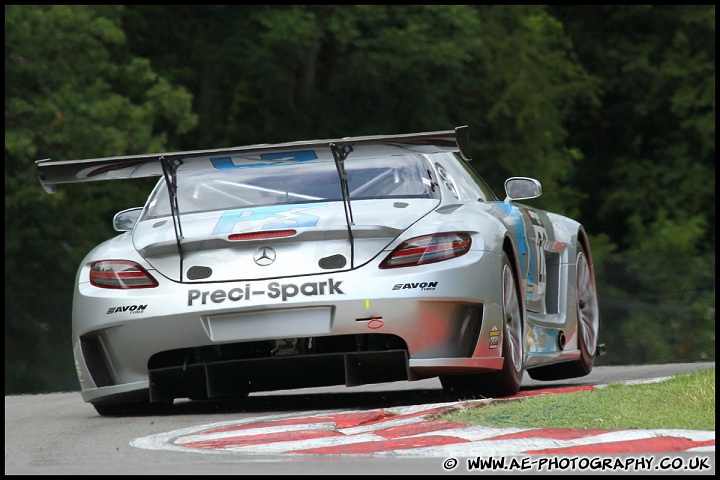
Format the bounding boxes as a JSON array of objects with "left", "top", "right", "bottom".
[{"left": 253, "top": 247, "right": 276, "bottom": 266}]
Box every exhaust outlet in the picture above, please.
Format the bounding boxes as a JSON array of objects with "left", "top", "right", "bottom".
[{"left": 558, "top": 331, "right": 566, "bottom": 350}]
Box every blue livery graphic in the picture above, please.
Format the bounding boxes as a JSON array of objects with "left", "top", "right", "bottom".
[
  {"left": 495, "top": 203, "right": 547, "bottom": 301},
  {"left": 527, "top": 326, "right": 562, "bottom": 354},
  {"left": 211, "top": 150, "right": 319, "bottom": 170},
  {"left": 497, "top": 203, "right": 536, "bottom": 294},
  {"left": 213, "top": 204, "right": 324, "bottom": 235}
]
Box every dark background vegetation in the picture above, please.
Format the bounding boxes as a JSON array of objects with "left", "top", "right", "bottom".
[{"left": 5, "top": 5, "right": 715, "bottom": 394}]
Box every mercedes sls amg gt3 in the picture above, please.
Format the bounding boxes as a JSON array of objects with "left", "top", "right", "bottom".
[{"left": 36, "top": 126, "right": 601, "bottom": 415}]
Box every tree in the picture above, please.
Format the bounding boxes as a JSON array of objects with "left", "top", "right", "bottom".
[
  {"left": 5, "top": 5, "right": 198, "bottom": 393},
  {"left": 549, "top": 5, "right": 715, "bottom": 364},
  {"left": 122, "top": 5, "right": 599, "bottom": 212}
]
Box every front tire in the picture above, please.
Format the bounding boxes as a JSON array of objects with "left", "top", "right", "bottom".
[{"left": 441, "top": 251, "right": 524, "bottom": 397}]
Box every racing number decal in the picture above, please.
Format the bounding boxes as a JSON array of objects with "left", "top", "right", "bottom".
[{"left": 525, "top": 209, "right": 547, "bottom": 297}]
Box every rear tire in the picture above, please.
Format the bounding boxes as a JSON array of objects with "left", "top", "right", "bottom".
[
  {"left": 527, "top": 242, "right": 599, "bottom": 381},
  {"left": 440, "top": 252, "right": 524, "bottom": 397}
]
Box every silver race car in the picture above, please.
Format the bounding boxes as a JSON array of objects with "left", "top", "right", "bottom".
[{"left": 36, "top": 126, "right": 601, "bottom": 415}]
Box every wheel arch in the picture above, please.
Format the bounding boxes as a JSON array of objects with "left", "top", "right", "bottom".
[
  {"left": 576, "top": 227, "right": 594, "bottom": 271},
  {"left": 502, "top": 236, "right": 527, "bottom": 332},
  {"left": 576, "top": 225, "right": 601, "bottom": 333}
]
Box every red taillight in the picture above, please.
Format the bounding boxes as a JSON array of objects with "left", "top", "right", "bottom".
[
  {"left": 379, "top": 232, "right": 472, "bottom": 269},
  {"left": 89, "top": 260, "right": 159, "bottom": 289},
  {"left": 228, "top": 229, "right": 297, "bottom": 241}
]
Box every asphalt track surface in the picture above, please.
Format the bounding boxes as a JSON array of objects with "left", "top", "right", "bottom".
[{"left": 5, "top": 362, "right": 715, "bottom": 475}]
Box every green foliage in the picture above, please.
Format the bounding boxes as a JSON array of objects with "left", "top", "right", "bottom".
[
  {"left": 442, "top": 368, "right": 715, "bottom": 431},
  {"left": 122, "top": 5, "right": 599, "bottom": 211},
  {"left": 5, "top": 5, "right": 197, "bottom": 394},
  {"left": 551, "top": 5, "right": 715, "bottom": 366}
]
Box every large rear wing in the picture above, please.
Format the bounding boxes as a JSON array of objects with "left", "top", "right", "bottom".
[{"left": 36, "top": 126, "right": 471, "bottom": 194}]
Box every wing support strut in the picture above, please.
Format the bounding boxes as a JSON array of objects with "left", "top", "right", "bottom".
[
  {"left": 330, "top": 143, "right": 355, "bottom": 269},
  {"left": 160, "top": 156, "right": 186, "bottom": 281}
]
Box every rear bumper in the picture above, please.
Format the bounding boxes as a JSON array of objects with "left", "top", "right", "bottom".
[
  {"left": 73, "top": 250, "right": 508, "bottom": 405},
  {"left": 81, "top": 350, "right": 507, "bottom": 405}
]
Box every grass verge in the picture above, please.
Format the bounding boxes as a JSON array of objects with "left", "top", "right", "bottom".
[{"left": 440, "top": 367, "right": 715, "bottom": 431}]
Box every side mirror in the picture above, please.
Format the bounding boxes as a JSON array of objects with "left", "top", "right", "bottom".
[
  {"left": 113, "top": 207, "right": 143, "bottom": 232},
  {"left": 504, "top": 177, "right": 542, "bottom": 202}
]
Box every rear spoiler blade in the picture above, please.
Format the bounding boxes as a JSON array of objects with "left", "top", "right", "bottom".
[{"left": 35, "top": 126, "right": 471, "bottom": 193}]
